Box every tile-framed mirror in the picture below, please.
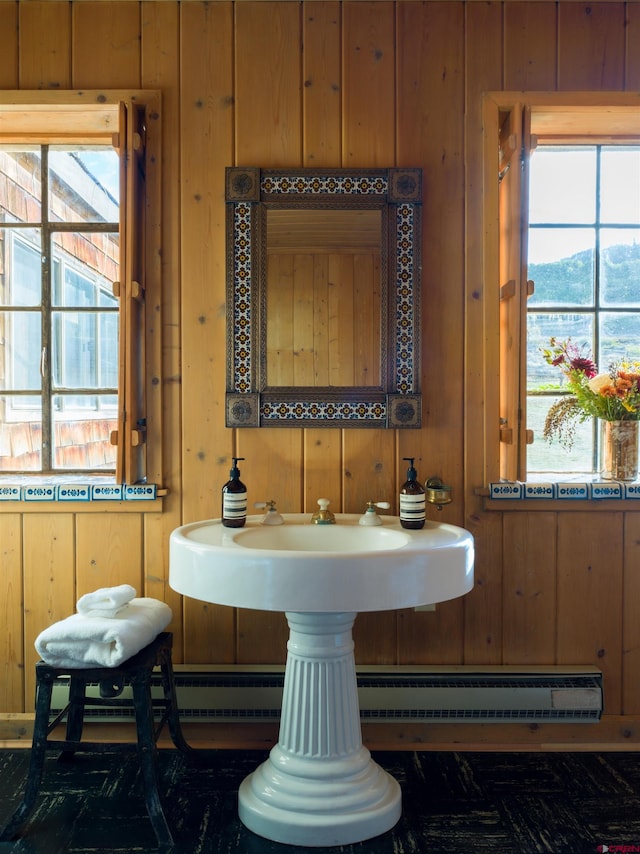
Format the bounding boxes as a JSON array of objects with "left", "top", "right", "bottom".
[{"left": 225, "top": 167, "right": 422, "bottom": 428}]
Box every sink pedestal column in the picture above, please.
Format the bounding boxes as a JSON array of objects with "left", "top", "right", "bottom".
[{"left": 238, "top": 611, "right": 401, "bottom": 847}]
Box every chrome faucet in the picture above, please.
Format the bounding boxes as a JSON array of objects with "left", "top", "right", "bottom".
[{"left": 311, "top": 498, "right": 336, "bottom": 524}]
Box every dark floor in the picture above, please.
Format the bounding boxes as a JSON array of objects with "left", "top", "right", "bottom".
[{"left": 1, "top": 747, "right": 640, "bottom": 853}]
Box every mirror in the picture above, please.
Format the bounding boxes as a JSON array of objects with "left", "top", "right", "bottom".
[
  {"left": 225, "top": 167, "right": 422, "bottom": 428},
  {"left": 266, "top": 207, "right": 382, "bottom": 388}
]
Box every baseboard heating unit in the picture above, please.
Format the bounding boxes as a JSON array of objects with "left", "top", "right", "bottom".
[{"left": 50, "top": 665, "right": 603, "bottom": 724}]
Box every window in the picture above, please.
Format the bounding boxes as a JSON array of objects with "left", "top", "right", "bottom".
[
  {"left": 492, "top": 96, "right": 640, "bottom": 483},
  {"left": 527, "top": 145, "right": 640, "bottom": 476},
  {"left": 0, "top": 93, "right": 159, "bottom": 484}
]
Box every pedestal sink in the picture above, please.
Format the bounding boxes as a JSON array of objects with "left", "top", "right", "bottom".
[{"left": 169, "top": 513, "right": 474, "bottom": 847}]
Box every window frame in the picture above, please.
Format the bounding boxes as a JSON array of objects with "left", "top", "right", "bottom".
[
  {"left": 0, "top": 91, "right": 162, "bottom": 486},
  {"left": 484, "top": 92, "right": 640, "bottom": 485}
]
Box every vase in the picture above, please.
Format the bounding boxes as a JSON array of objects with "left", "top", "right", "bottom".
[{"left": 600, "top": 420, "right": 639, "bottom": 482}]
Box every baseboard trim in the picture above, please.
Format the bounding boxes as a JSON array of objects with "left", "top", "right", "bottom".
[{"left": 1, "top": 715, "right": 639, "bottom": 751}]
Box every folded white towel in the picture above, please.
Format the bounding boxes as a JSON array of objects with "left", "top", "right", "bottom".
[
  {"left": 76, "top": 584, "right": 137, "bottom": 618},
  {"left": 35, "top": 598, "right": 172, "bottom": 669}
]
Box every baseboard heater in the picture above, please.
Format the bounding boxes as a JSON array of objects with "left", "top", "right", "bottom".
[{"left": 49, "top": 665, "right": 603, "bottom": 724}]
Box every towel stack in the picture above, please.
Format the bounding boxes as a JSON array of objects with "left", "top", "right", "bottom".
[
  {"left": 35, "top": 585, "right": 172, "bottom": 669},
  {"left": 76, "top": 583, "right": 138, "bottom": 618}
]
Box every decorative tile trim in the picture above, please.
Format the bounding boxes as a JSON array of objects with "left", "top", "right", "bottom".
[
  {"left": 0, "top": 486, "right": 21, "bottom": 501},
  {"left": 91, "top": 484, "right": 124, "bottom": 501},
  {"left": 260, "top": 399, "right": 386, "bottom": 422},
  {"left": 590, "top": 482, "right": 623, "bottom": 500},
  {"left": 230, "top": 201, "right": 253, "bottom": 394},
  {"left": 489, "top": 482, "right": 523, "bottom": 499},
  {"left": 23, "top": 485, "right": 56, "bottom": 502},
  {"left": 124, "top": 484, "right": 157, "bottom": 500},
  {"left": 394, "top": 202, "right": 416, "bottom": 394},
  {"left": 261, "top": 173, "right": 389, "bottom": 196},
  {"left": 556, "top": 483, "right": 589, "bottom": 500},
  {"left": 57, "top": 485, "right": 91, "bottom": 502},
  {"left": 490, "top": 480, "right": 640, "bottom": 502},
  {"left": 524, "top": 483, "right": 556, "bottom": 499},
  {"left": 0, "top": 483, "right": 158, "bottom": 503}
]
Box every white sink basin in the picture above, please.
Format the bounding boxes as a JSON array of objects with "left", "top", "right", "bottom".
[
  {"left": 233, "top": 523, "right": 410, "bottom": 552},
  {"left": 169, "top": 512, "right": 474, "bottom": 848},
  {"left": 169, "top": 513, "right": 474, "bottom": 613}
]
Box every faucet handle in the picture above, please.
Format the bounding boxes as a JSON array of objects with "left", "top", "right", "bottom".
[
  {"left": 254, "top": 500, "right": 284, "bottom": 525},
  {"left": 311, "top": 498, "right": 336, "bottom": 524},
  {"left": 359, "top": 500, "right": 390, "bottom": 526},
  {"left": 254, "top": 500, "right": 276, "bottom": 510}
]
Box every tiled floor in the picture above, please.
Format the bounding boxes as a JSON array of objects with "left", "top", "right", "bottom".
[{"left": 1, "top": 748, "right": 640, "bottom": 853}]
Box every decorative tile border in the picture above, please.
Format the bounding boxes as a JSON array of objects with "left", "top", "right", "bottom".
[
  {"left": 92, "top": 484, "right": 124, "bottom": 501},
  {"left": 394, "top": 203, "right": 416, "bottom": 395},
  {"left": 0, "top": 484, "right": 157, "bottom": 502},
  {"left": 57, "top": 484, "right": 91, "bottom": 502},
  {"left": 490, "top": 481, "right": 639, "bottom": 502},
  {"left": 231, "top": 201, "right": 252, "bottom": 394},
  {"left": 23, "top": 485, "right": 57, "bottom": 502},
  {"left": 124, "top": 484, "right": 157, "bottom": 500},
  {"left": 524, "top": 483, "right": 555, "bottom": 499},
  {"left": 556, "top": 483, "right": 589, "bottom": 500},
  {"left": 260, "top": 399, "right": 386, "bottom": 422},
  {"left": 590, "top": 482, "right": 623, "bottom": 500},
  {"left": 0, "top": 486, "right": 21, "bottom": 501},
  {"left": 489, "top": 482, "right": 524, "bottom": 499}
]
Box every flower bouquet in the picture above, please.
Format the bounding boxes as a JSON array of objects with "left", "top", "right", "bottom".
[{"left": 541, "top": 338, "right": 640, "bottom": 479}]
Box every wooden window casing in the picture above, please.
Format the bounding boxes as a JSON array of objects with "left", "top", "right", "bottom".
[
  {"left": 485, "top": 93, "right": 640, "bottom": 484},
  {"left": 0, "top": 91, "right": 161, "bottom": 485}
]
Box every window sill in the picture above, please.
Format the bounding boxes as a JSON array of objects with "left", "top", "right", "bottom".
[
  {"left": 0, "top": 476, "right": 166, "bottom": 509},
  {"left": 479, "top": 478, "right": 640, "bottom": 511}
]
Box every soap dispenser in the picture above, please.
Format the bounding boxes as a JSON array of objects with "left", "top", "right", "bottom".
[
  {"left": 222, "top": 457, "right": 247, "bottom": 528},
  {"left": 399, "top": 457, "right": 426, "bottom": 530}
]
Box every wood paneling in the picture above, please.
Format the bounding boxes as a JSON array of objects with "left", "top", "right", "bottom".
[
  {"left": 557, "top": 513, "right": 624, "bottom": 713},
  {"left": 558, "top": 3, "right": 625, "bottom": 90},
  {"left": 22, "top": 514, "right": 75, "bottom": 704},
  {"left": 395, "top": 2, "right": 467, "bottom": 665},
  {"left": 18, "top": 1, "right": 70, "bottom": 90},
  {"left": 504, "top": 2, "right": 557, "bottom": 91},
  {"left": 622, "top": 512, "right": 640, "bottom": 714},
  {"left": 0, "top": 2, "right": 18, "bottom": 88},
  {"left": 339, "top": 1, "right": 398, "bottom": 660},
  {"left": 0, "top": 515, "right": 22, "bottom": 712},
  {"left": 502, "top": 512, "right": 556, "bottom": 664},
  {"left": 235, "top": 2, "right": 301, "bottom": 166},
  {"left": 625, "top": 3, "right": 640, "bottom": 91},
  {"left": 464, "top": 0, "right": 504, "bottom": 665},
  {"left": 303, "top": 1, "right": 342, "bottom": 167},
  {"left": 72, "top": 2, "right": 141, "bottom": 90},
  {"left": 342, "top": 2, "right": 395, "bottom": 166},
  {"left": 75, "top": 515, "right": 144, "bottom": 639},
  {"left": 0, "top": 1, "right": 638, "bottom": 747},
  {"left": 179, "top": 0, "right": 235, "bottom": 663},
  {"left": 140, "top": 0, "right": 184, "bottom": 657}
]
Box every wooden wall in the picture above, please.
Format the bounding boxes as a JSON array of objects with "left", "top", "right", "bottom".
[{"left": 1, "top": 0, "right": 639, "bottom": 748}]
